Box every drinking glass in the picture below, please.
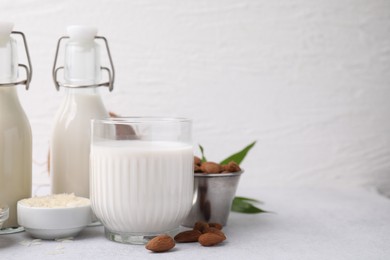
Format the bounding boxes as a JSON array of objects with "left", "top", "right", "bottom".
[{"left": 90, "top": 117, "right": 193, "bottom": 244}]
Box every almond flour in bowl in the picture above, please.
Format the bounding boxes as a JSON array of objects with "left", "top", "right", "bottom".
[
  {"left": 17, "top": 194, "right": 92, "bottom": 240},
  {"left": 19, "top": 194, "right": 90, "bottom": 208}
]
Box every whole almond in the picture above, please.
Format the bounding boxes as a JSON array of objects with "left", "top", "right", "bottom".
[
  {"left": 200, "top": 162, "right": 223, "bottom": 173},
  {"left": 193, "top": 221, "right": 209, "bottom": 233},
  {"left": 198, "top": 233, "right": 224, "bottom": 247},
  {"left": 174, "top": 230, "right": 202, "bottom": 243},
  {"left": 204, "top": 227, "right": 226, "bottom": 240},
  {"left": 145, "top": 235, "right": 175, "bottom": 253},
  {"left": 194, "top": 164, "right": 202, "bottom": 173},
  {"left": 209, "top": 222, "right": 223, "bottom": 230},
  {"left": 194, "top": 156, "right": 202, "bottom": 166},
  {"left": 226, "top": 161, "right": 241, "bottom": 172}
]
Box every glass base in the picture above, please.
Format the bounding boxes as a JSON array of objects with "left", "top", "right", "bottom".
[
  {"left": 88, "top": 220, "right": 102, "bottom": 227},
  {"left": 104, "top": 227, "right": 179, "bottom": 245},
  {"left": 0, "top": 226, "right": 24, "bottom": 235}
]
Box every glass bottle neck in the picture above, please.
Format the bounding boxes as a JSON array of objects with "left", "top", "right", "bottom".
[
  {"left": 0, "top": 37, "right": 18, "bottom": 84},
  {"left": 64, "top": 40, "right": 101, "bottom": 86}
]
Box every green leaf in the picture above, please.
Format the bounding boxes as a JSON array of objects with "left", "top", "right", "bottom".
[
  {"left": 220, "top": 141, "right": 256, "bottom": 166},
  {"left": 231, "top": 196, "right": 268, "bottom": 214},
  {"left": 233, "top": 196, "right": 263, "bottom": 204},
  {"left": 199, "top": 144, "right": 207, "bottom": 163}
]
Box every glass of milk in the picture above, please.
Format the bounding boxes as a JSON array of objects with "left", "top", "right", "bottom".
[{"left": 90, "top": 117, "right": 193, "bottom": 244}]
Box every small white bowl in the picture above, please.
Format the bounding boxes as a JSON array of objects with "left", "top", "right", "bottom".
[{"left": 17, "top": 200, "right": 92, "bottom": 240}]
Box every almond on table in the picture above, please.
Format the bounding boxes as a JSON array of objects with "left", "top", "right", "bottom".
[
  {"left": 174, "top": 230, "right": 202, "bottom": 243},
  {"left": 145, "top": 235, "right": 175, "bottom": 253},
  {"left": 208, "top": 222, "right": 223, "bottom": 230},
  {"left": 198, "top": 233, "right": 225, "bottom": 247},
  {"left": 203, "top": 227, "right": 226, "bottom": 240},
  {"left": 193, "top": 221, "right": 210, "bottom": 233},
  {"left": 145, "top": 221, "right": 226, "bottom": 252}
]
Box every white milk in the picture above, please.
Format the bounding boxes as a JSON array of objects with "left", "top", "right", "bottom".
[
  {"left": 51, "top": 26, "right": 112, "bottom": 199},
  {"left": 51, "top": 89, "right": 108, "bottom": 198},
  {"left": 90, "top": 140, "right": 193, "bottom": 234},
  {"left": 0, "top": 87, "right": 32, "bottom": 228}
]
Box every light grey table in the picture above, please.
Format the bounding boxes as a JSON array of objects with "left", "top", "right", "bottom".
[{"left": 1, "top": 186, "right": 389, "bottom": 260}]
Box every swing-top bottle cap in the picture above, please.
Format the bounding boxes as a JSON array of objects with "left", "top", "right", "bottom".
[
  {"left": 0, "top": 22, "right": 32, "bottom": 89},
  {"left": 52, "top": 25, "right": 115, "bottom": 91},
  {"left": 63, "top": 25, "right": 100, "bottom": 86},
  {"left": 67, "top": 25, "right": 97, "bottom": 43},
  {"left": 0, "top": 22, "right": 14, "bottom": 45},
  {"left": 0, "top": 22, "right": 17, "bottom": 84}
]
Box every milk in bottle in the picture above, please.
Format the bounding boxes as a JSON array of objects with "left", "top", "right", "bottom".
[
  {"left": 51, "top": 25, "right": 115, "bottom": 198},
  {"left": 0, "top": 22, "right": 32, "bottom": 230}
]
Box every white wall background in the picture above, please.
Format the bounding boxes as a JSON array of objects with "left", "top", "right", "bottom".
[{"left": 2, "top": 0, "right": 390, "bottom": 196}]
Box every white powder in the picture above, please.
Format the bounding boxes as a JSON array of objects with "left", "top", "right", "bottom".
[
  {"left": 19, "top": 239, "right": 42, "bottom": 247},
  {"left": 19, "top": 194, "right": 90, "bottom": 208},
  {"left": 55, "top": 237, "right": 74, "bottom": 242}
]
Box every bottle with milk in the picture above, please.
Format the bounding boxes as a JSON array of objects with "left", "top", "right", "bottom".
[
  {"left": 51, "top": 25, "right": 115, "bottom": 198},
  {"left": 0, "top": 22, "right": 33, "bottom": 231}
]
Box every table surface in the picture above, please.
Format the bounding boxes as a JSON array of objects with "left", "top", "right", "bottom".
[{"left": 1, "top": 186, "right": 389, "bottom": 260}]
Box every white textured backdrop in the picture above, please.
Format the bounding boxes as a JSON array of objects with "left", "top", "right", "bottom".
[{"left": 2, "top": 0, "right": 390, "bottom": 196}]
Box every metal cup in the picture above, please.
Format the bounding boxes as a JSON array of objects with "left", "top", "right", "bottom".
[{"left": 182, "top": 170, "right": 243, "bottom": 227}]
